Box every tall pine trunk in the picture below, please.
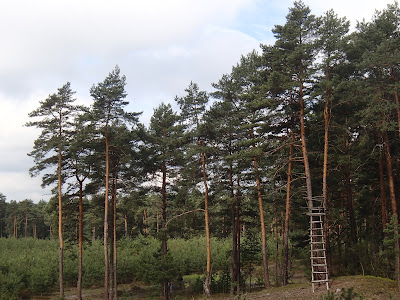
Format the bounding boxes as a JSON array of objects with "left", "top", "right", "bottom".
[
  {"left": 236, "top": 178, "right": 241, "bottom": 294},
  {"left": 254, "top": 157, "right": 270, "bottom": 288},
  {"left": 201, "top": 151, "right": 211, "bottom": 297},
  {"left": 383, "top": 130, "right": 400, "bottom": 287},
  {"left": 112, "top": 173, "right": 118, "bottom": 300},
  {"left": 378, "top": 133, "right": 389, "bottom": 231},
  {"left": 77, "top": 180, "right": 83, "bottom": 300},
  {"left": 282, "top": 142, "right": 293, "bottom": 285},
  {"left": 229, "top": 161, "right": 238, "bottom": 296},
  {"left": 299, "top": 66, "right": 313, "bottom": 209},
  {"left": 323, "top": 73, "right": 332, "bottom": 273},
  {"left": 58, "top": 112, "right": 64, "bottom": 299},
  {"left": 104, "top": 136, "right": 110, "bottom": 300},
  {"left": 162, "top": 159, "right": 169, "bottom": 300}
]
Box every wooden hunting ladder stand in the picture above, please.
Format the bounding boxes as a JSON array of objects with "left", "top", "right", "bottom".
[{"left": 307, "top": 196, "right": 329, "bottom": 292}]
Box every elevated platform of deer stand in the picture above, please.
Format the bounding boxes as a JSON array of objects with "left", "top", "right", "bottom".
[{"left": 307, "top": 196, "right": 329, "bottom": 292}]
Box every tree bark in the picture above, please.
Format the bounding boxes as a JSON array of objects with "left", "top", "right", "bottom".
[
  {"left": 282, "top": 142, "right": 293, "bottom": 285},
  {"left": 201, "top": 151, "right": 211, "bottom": 297},
  {"left": 254, "top": 157, "right": 270, "bottom": 288}
]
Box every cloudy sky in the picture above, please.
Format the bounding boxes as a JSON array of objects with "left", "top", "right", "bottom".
[{"left": 0, "top": 0, "right": 395, "bottom": 203}]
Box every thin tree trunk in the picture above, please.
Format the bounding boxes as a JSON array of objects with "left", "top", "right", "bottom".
[
  {"left": 322, "top": 74, "right": 332, "bottom": 274},
  {"left": 77, "top": 180, "right": 83, "bottom": 300},
  {"left": 254, "top": 157, "right": 270, "bottom": 288},
  {"left": 282, "top": 142, "right": 293, "bottom": 285},
  {"left": 162, "top": 159, "right": 169, "bottom": 300},
  {"left": 124, "top": 215, "right": 128, "bottom": 237},
  {"left": 390, "top": 69, "right": 400, "bottom": 140},
  {"left": 58, "top": 112, "right": 64, "bottom": 299},
  {"left": 274, "top": 217, "right": 279, "bottom": 286},
  {"left": 229, "top": 161, "right": 238, "bottom": 296},
  {"left": 383, "top": 130, "right": 400, "bottom": 287},
  {"left": 24, "top": 215, "right": 28, "bottom": 238},
  {"left": 14, "top": 215, "right": 17, "bottom": 238},
  {"left": 236, "top": 178, "right": 241, "bottom": 295},
  {"left": 104, "top": 136, "right": 110, "bottom": 300},
  {"left": 113, "top": 173, "right": 118, "bottom": 300},
  {"left": 378, "top": 133, "right": 389, "bottom": 232},
  {"left": 33, "top": 223, "right": 37, "bottom": 239},
  {"left": 201, "top": 151, "right": 211, "bottom": 297}
]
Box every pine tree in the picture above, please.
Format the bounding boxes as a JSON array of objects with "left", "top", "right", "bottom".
[
  {"left": 147, "top": 102, "right": 183, "bottom": 300},
  {"left": 26, "top": 82, "right": 77, "bottom": 298},
  {"left": 175, "top": 82, "right": 212, "bottom": 296},
  {"left": 89, "top": 66, "right": 140, "bottom": 300}
]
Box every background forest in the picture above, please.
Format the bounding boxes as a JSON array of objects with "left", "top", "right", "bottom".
[{"left": 1, "top": 1, "right": 400, "bottom": 299}]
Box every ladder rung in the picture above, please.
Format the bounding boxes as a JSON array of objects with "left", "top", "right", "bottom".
[
  {"left": 311, "top": 249, "right": 326, "bottom": 252},
  {"left": 312, "top": 279, "right": 329, "bottom": 283},
  {"left": 313, "top": 271, "right": 328, "bottom": 274},
  {"left": 311, "top": 256, "right": 326, "bottom": 259},
  {"left": 311, "top": 234, "right": 325, "bottom": 237},
  {"left": 312, "top": 264, "right": 327, "bottom": 267}
]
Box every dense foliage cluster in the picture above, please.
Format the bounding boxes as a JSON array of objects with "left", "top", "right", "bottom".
[{"left": 1, "top": 1, "right": 400, "bottom": 298}]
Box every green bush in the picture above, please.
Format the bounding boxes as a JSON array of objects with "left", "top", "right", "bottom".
[
  {"left": 0, "top": 238, "right": 58, "bottom": 299},
  {"left": 0, "top": 235, "right": 232, "bottom": 298}
]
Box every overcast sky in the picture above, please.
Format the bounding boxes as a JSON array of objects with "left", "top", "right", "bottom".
[{"left": 0, "top": 0, "right": 396, "bottom": 203}]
